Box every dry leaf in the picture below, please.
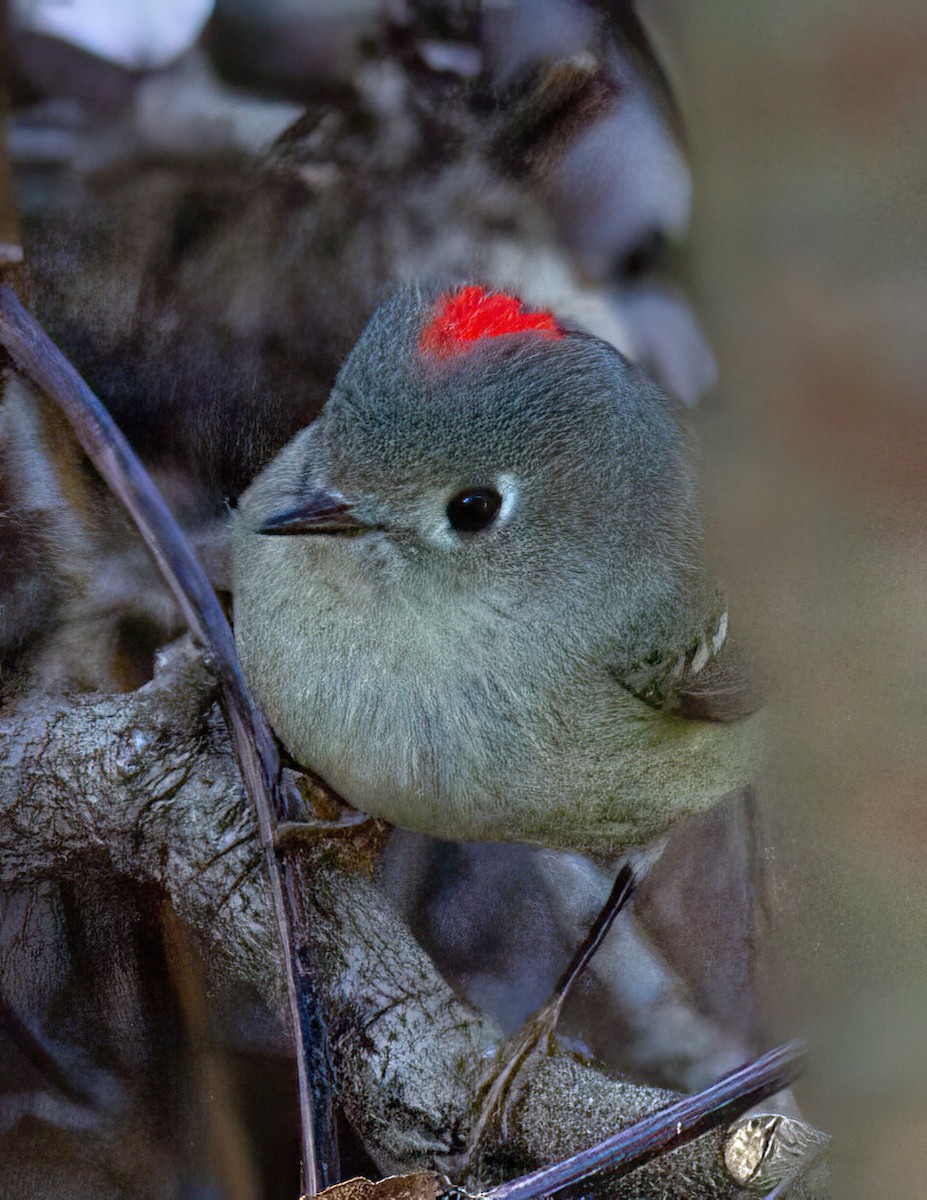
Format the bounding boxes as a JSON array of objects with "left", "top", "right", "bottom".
[{"left": 309, "top": 1171, "right": 443, "bottom": 1200}]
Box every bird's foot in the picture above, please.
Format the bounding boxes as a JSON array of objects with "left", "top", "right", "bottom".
[
  {"left": 466, "top": 995, "right": 563, "bottom": 1166},
  {"left": 275, "top": 768, "right": 392, "bottom": 871},
  {"left": 274, "top": 810, "right": 372, "bottom": 849},
  {"left": 464, "top": 862, "right": 637, "bottom": 1171}
]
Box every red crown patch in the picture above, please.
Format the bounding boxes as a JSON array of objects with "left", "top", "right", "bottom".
[{"left": 419, "top": 286, "right": 564, "bottom": 357}]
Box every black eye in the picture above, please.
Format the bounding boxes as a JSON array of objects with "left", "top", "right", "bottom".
[{"left": 446, "top": 487, "right": 503, "bottom": 534}]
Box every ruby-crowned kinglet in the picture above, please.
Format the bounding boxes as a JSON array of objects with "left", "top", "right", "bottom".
[{"left": 233, "top": 284, "right": 761, "bottom": 855}]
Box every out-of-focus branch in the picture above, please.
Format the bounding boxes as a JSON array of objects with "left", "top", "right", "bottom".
[
  {"left": 0, "top": 89, "right": 25, "bottom": 288},
  {"left": 0, "top": 282, "right": 336, "bottom": 1193}
]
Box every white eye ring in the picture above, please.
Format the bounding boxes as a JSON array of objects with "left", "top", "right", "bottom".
[
  {"left": 428, "top": 474, "right": 519, "bottom": 547},
  {"left": 496, "top": 473, "right": 519, "bottom": 524}
]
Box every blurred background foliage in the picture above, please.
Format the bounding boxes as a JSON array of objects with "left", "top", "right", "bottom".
[{"left": 667, "top": 2, "right": 927, "bottom": 1193}]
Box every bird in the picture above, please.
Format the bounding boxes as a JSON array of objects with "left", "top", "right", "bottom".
[
  {"left": 3, "top": 0, "right": 713, "bottom": 693},
  {"left": 232, "top": 282, "right": 762, "bottom": 857}
]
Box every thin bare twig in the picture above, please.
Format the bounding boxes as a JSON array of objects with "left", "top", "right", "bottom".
[
  {"left": 484, "top": 1039, "right": 806, "bottom": 1200},
  {"left": 0, "top": 285, "right": 336, "bottom": 1194}
]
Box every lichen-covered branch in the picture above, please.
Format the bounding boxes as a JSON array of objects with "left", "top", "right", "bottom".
[{"left": 0, "top": 638, "right": 751, "bottom": 1196}]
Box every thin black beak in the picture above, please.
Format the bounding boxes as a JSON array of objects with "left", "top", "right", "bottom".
[{"left": 257, "top": 491, "right": 369, "bottom": 536}]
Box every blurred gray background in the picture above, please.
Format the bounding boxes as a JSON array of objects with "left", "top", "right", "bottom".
[{"left": 664, "top": 2, "right": 927, "bottom": 1193}]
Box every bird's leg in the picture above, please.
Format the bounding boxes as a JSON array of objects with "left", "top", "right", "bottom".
[{"left": 465, "top": 861, "right": 638, "bottom": 1165}]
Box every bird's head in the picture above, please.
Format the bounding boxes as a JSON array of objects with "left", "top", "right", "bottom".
[{"left": 239, "top": 284, "right": 705, "bottom": 654}]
